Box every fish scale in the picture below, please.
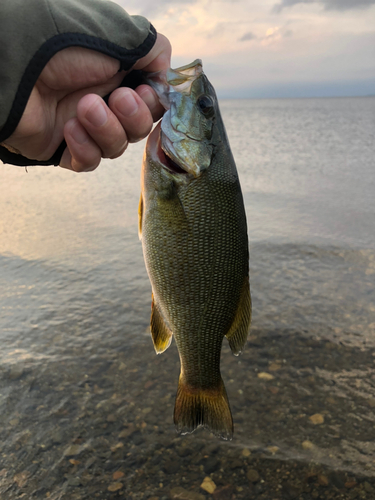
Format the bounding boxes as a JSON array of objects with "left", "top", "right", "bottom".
[{"left": 139, "top": 60, "right": 251, "bottom": 439}]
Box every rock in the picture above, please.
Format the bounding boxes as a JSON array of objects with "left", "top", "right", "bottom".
[
  {"left": 269, "top": 363, "right": 282, "bottom": 371},
  {"left": 67, "top": 477, "right": 81, "bottom": 487},
  {"left": 213, "top": 485, "right": 234, "bottom": 500},
  {"left": 247, "top": 469, "right": 260, "bottom": 483},
  {"left": 9, "top": 366, "right": 24, "bottom": 380},
  {"left": 108, "top": 482, "right": 123, "bottom": 492},
  {"left": 302, "top": 440, "right": 314, "bottom": 450},
  {"left": 331, "top": 471, "right": 346, "bottom": 488},
  {"left": 257, "top": 372, "right": 274, "bottom": 381},
  {"left": 268, "top": 386, "right": 279, "bottom": 395},
  {"left": 112, "top": 471, "right": 124, "bottom": 480},
  {"left": 63, "top": 444, "right": 81, "bottom": 457},
  {"left": 203, "top": 457, "right": 220, "bottom": 474},
  {"left": 309, "top": 414, "right": 324, "bottom": 425},
  {"left": 267, "top": 446, "right": 279, "bottom": 454},
  {"left": 163, "top": 461, "right": 180, "bottom": 474},
  {"left": 364, "top": 481, "right": 374, "bottom": 493},
  {"left": 200, "top": 477, "right": 216, "bottom": 494},
  {"left": 170, "top": 487, "right": 205, "bottom": 500},
  {"left": 282, "top": 481, "right": 300, "bottom": 499},
  {"left": 110, "top": 442, "right": 124, "bottom": 452},
  {"left": 177, "top": 447, "right": 193, "bottom": 458},
  {"left": 132, "top": 432, "right": 144, "bottom": 446},
  {"left": 318, "top": 475, "right": 329, "bottom": 486},
  {"left": 345, "top": 480, "right": 357, "bottom": 488},
  {"left": 13, "top": 471, "right": 30, "bottom": 488},
  {"left": 229, "top": 459, "right": 243, "bottom": 470},
  {"left": 242, "top": 448, "right": 251, "bottom": 457}
]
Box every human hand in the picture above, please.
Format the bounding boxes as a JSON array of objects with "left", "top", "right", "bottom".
[{"left": 1, "top": 33, "right": 171, "bottom": 172}]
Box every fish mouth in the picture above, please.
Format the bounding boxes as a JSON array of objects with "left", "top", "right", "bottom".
[{"left": 148, "top": 122, "right": 188, "bottom": 175}]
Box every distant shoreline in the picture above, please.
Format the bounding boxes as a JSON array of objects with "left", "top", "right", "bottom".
[{"left": 217, "top": 94, "right": 375, "bottom": 100}]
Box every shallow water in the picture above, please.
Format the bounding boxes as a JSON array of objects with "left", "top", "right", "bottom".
[{"left": 1, "top": 97, "right": 375, "bottom": 499}]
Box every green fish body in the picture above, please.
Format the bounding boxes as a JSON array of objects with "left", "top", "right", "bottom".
[{"left": 139, "top": 60, "right": 251, "bottom": 440}]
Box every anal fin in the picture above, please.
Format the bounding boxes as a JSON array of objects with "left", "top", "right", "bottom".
[
  {"left": 225, "top": 275, "right": 251, "bottom": 356},
  {"left": 150, "top": 293, "right": 173, "bottom": 354}
]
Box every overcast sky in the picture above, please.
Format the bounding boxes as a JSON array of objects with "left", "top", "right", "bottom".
[{"left": 117, "top": 0, "right": 375, "bottom": 98}]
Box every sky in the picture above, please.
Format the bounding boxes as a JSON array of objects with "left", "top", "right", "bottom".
[{"left": 116, "top": 0, "right": 375, "bottom": 98}]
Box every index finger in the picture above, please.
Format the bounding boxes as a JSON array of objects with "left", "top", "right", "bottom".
[{"left": 132, "top": 33, "right": 171, "bottom": 73}]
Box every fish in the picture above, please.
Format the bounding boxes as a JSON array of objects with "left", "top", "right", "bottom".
[{"left": 139, "top": 60, "right": 251, "bottom": 440}]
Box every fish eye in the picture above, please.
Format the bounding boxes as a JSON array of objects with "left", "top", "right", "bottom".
[{"left": 197, "top": 95, "right": 214, "bottom": 116}]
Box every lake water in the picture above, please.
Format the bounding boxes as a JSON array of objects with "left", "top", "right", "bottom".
[{"left": 1, "top": 97, "right": 375, "bottom": 499}]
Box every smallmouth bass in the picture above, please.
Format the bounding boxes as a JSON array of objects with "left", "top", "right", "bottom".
[{"left": 139, "top": 60, "right": 251, "bottom": 440}]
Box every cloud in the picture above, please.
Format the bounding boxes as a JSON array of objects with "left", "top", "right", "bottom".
[
  {"left": 239, "top": 31, "right": 257, "bottom": 42},
  {"left": 117, "top": 0, "right": 198, "bottom": 17},
  {"left": 273, "top": 0, "right": 375, "bottom": 12}
]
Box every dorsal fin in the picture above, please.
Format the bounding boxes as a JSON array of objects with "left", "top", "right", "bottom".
[
  {"left": 150, "top": 293, "right": 173, "bottom": 354},
  {"left": 225, "top": 275, "right": 251, "bottom": 356}
]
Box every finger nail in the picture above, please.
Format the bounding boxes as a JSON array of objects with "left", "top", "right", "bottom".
[
  {"left": 137, "top": 86, "right": 156, "bottom": 112},
  {"left": 85, "top": 99, "right": 108, "bottom": 127},
  {"left": 115, "top": 91, "right": 139, "bottom": 117},
  {"left": 71, "top": 122, "right": 89, "bottom": 145}
]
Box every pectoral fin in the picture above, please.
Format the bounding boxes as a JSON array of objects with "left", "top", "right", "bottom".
[
  {"left": 150, "top": 293, "right": 173, "bottom": 354},
  {"left": 138, "top": 193, "right": 143, "bottom": 240},
  {"left": 225, "top": 275, "right": 251, "bottom": 356}
]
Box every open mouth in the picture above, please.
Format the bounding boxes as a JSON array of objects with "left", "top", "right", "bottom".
[
  {"left": 157, "top": 134, "right": 188, "bottom": 175},
  {"left": 148, "top": 122, "right": 189, "bottom": 175},
  {"left": 159, "top": 143, "right": 187, "bottom": 175}
]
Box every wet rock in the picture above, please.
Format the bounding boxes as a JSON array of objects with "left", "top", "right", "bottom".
[
  {"left": 229, "top": 459, "right": 243, "bottom": 470},
  {"left": 67, "top": 477, "right": 81, "bottom": 487},
  {"left": 203, "top": 456, "right": 220, "bottom": 474},
  {"left": 13, "top": 471, "right": 30, "bottom": 488},
  {"left": 213, "top": 485, "right": 234, "bottom": 500},
  {"left": 247, "top": 469, "right": 260, "bottom": 483},
  {"left": 177, "top": 446, "right": 193, "bottom": 458},
  {"left": 112, "top": 471, "right": 124, "bottom": 480},
  {"left": 131, "top": 431, "right": 144, "bottom": 445},
  {"left": 309, "top": 413, "right": 324, "bottom": 425},
  {"left": 302, "top": 440, "right": 314, "bottom": 450},
  {"left": 267, "top": 446, "right": 279, "bottom": 454},
  {"left": 50, "top": 429, "right": 63, "bottom": 445},
  {"left": 63, "top": 444, "right": 82, "bottom": 457},
  {"left": 108, "top": 482, "right": 123, "bottom": 492},
  {"left": 170, "top": 486, "right": 205, "bottom": 500},
  {"left": 364, "top": 481, "right": 374, "bottom": 493},
  {"left": 200, "top": 476, "right": 216, "bottom": 494},
  {"left": 318, "top": 474, "right": 329, "bottom": 486},
  {"left": 163, "top": 461, "right": 180, "bottom": 474},
  {"left": 257, "top": 372, "right": 274, "bottom": 381},
  {"left": 331, "top": 471, "right": 347, "bottom": 488},
  {"left": 241, "top": 448, "right": 251, "bottom": 457},
  {"left": 9, "top": 366, "right": 24, "bottom": 380},
  {"left": 282, "top": 481, "right": 301, "bottom": 499}
]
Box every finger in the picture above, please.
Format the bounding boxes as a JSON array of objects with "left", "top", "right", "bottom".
[
  {"left": 76, "top": 94, "right": 128, "bottom": 158},
  {"left": 133, "top": 33, "right": 172, "bottom": 73},
  {"left": 136, "top": 84, "right": 165, "bottom": 122},
  {"left": 61, "top": 118, "right": 102, "bottom": 172},
  {"left": 108, "top": 87, "right": 154, "bottom": 143}
]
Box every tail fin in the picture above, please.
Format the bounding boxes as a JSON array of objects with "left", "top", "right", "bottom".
[{"left": 174, "top": 377, "right": 233, "bottom": 440}]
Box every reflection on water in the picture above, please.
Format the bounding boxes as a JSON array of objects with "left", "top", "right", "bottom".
[{"left": 1, "top": 97, "right": 375, "bottom": 498}]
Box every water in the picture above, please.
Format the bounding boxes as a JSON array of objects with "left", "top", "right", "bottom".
[{"left": 1, "top": 97, "right": 375, "bottom": 499}]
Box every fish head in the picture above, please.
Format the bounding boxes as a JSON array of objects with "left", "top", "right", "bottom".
[{"left": 145, "top": 60, "right": 219, "bottom": 178}]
